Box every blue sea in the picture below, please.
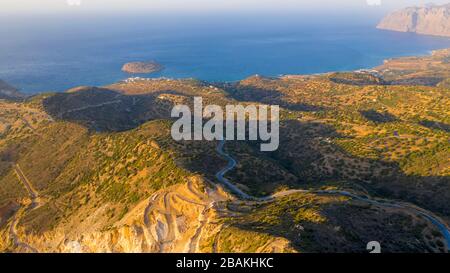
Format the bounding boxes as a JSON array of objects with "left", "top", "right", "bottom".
[{"left": 1, "top": 11, "right": 450, "bottom": 93}]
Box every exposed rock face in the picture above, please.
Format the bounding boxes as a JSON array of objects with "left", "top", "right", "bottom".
[
  {"left": 0, "top": 80, "right": 25, "bottom": 100},
  {"left": 121, "top": 61, "right": 163, "bottom": 74},
  {"left": 377, "top": 4, "right": 450, "bottom": 37}
]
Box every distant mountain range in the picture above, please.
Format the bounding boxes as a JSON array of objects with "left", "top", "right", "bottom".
[{"left": 377, "top": 3, "right": 450, "bottom": 37}]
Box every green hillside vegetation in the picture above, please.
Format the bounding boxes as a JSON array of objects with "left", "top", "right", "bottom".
[
  {"left": 223, "top": 193, "right": 446, "bottom": 253},
  {"left": 0, "top": 50, "right": 449, "bottom": 252}
]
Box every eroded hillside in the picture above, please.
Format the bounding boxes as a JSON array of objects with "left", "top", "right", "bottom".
[{"left": 0, "top": 51, "right": 449, "bottom": 253}]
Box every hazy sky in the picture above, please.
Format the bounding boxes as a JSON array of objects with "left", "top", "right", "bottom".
[{"left": 1, "top": 0, "right": 450, "bottom": 14}]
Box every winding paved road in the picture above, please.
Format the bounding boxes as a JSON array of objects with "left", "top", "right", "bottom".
[
  {"left": 215, "top": 140, "right": 450, "bottom": 251},
  {"left": 215, "top": 140, "right": 251, "bottom": 200}
]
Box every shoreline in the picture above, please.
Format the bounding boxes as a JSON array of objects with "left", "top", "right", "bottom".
[{"left": 5, "top": 46, "right": 450, "bottom": 96}]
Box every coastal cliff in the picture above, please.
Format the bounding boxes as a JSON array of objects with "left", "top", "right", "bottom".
[{"left": 377, "top": 4, "right": 450, "bottom": 37}]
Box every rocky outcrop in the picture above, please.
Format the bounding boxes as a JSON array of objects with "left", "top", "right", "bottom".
[
  {"left": 377, "top": 4, "right": 450, "bottom": 37},
  {"left": 2, "top": 178, "right": 294, "bottom": 253},
  {"left": 122, "top": 61, "right": 163, "bottom": 74}
]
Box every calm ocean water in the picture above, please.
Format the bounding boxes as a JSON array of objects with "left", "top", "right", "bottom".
[{"left": 1, "top": 12, "right": 450, "bottom": 93}]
